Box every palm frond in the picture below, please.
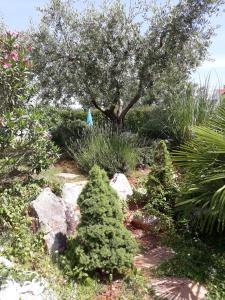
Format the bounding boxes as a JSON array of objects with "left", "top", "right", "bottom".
[{"left": 173, "top": 101, "right": 225, "bottom": 232}]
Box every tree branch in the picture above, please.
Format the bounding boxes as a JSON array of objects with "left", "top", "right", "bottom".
[
  {"left": 120, "top": 79, "right": 154, "bottom": 120},
  {"left": 120, "top": 91, "right": 141, "bottom": 120},
  {"left": 91, "top": 98, "right": 105, "bottom": 114},
  {"left": 91, "top": 97, "right": 116, "bottom": 120}
]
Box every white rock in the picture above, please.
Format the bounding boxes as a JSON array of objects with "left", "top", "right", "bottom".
[
  {"left": 20, "top": 280, "right": 45, "bottom": 296},
  {"left": 56, "top": 173, "right": 79, "bottom": 180},
  {"left": 0, "top": 280, "right": 21, "bottom": 300},
  {"left": 0, "top": 278, "right": 58, "bottom": 300},
  {"left": 110, "top": 173, "right": 133, "bottom": 201},
  {"left": 62, "top": 181, "right": 87, "bottom": 206},
  {"left": 19, "top": 278, "right": 57, "bottom": 300},
  {"left": 20, "top": 295, "right": 42, "bottom": 300},
  {"left": 0, "top": 257, "right": 14, "bottom": 268}
]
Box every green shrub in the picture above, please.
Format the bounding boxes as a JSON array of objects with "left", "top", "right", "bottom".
[
  {"left": 0, "top": 108, "right": 59, "bottom": 186},
  {"left": 32, "top": 89, "right": 216, "bottom": 147},
  {"left": 33, "top": 106, "right": 107, "bottom": 148},
  {"left": 63, "top": 165, "right": 137, "bottom": 278},
  {"left": 124, "top": 105, "right": 153, "bottom": 133},
  {"left": 59, "top": 108, "right": 106, "bottom": 126},
  {"left": 125, "top": 105, "right": 167, "bottom": 139},
  {"left": 151, "top": 140, "right": 175, "bottom": 189},
  {"left": 0, "top": 182, "right": 45, "bottom": 264},
  {"left": 52, "top": 119, "right": 89, "bottom": 148},
  {"left": 144, "top": 141, "right": 177, "bottom": 231},
  {"left": 66, "top": 126, "right": 138, "bottom": 176},
  {"left": 136, "top": 146, "right": 154, "bottom": 168},
  {"left": 35, "top": 105, "right": 166, "bottom": 141}
]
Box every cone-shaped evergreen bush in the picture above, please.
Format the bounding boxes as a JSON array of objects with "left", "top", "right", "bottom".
[
  {"left": 146, "top": 141, "right": 176, "bottom": 211},
  {"left": 65, "top": 165, "right": 137, "bottom": 278},
  {"left": 150, "top": 140, "right": 175, "bottom": 190},
  {"left": 77, "top": 165, "right": 123, "bottom": 225},
  {"left": 144, "top": 141, "right": 177, "bottom": 231}
]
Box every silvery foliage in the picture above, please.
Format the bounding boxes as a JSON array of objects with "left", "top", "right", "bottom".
[{"left": 31, "top": 0, "right": 224, "bottom": 122}]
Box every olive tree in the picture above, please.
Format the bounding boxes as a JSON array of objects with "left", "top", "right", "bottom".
[{"left": 31, "top": 0, "right": 224, "bottom": 128}]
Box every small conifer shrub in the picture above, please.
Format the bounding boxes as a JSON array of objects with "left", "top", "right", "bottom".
[
  {"left": 145, "top": 141, "right": 177, "bottom": 230},
  {"left": 64, "top": 165, "right": 137, "bottom": 278},
  {"left": 150, "top": 140, "right": 175, "bottom": 190}
]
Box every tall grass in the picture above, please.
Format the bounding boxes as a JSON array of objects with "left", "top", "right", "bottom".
[
  {"left": 66, "top": 125, "right": 138, "bottom": 176},
  {"left": 165, "top": 80, "right": 220, "bottom": 144}
]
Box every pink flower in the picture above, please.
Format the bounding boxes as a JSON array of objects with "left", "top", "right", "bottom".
[
  {"left": 27, "top": 45, "right": 32, "bottom": 52},
  {"left": 10, "top": 50, "right": 18, "bottom": 61},
  {"left": 11, "top": 31, "right": 19, "bottom": 38},
  {"left": 23, "top": 57, "right": 29, "bottom": 66},
  {"left": 13, "top": 44, "right": 20, "bottom": 49},
  {"left": 4, "top": 54, "right": 9, "bottom": 60},
  {"left": 3, "top": 63, "right": 12, "bottom": 69}
]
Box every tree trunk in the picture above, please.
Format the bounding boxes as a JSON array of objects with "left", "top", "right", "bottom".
[
  {"left": 106, "top": 99, "right": 125, "bottom": 131},
  {"left": 111, "top": 115, "right": 124, "bottom": 132},
  {"left": 91, "top": 97, "right": 135, "bottom": 131}
]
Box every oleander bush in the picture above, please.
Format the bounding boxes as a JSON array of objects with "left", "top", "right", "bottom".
[
  {"left": 62, "top": 165, "right": 137, "bottom": 279},
  {"left": 0, "top": 108, "right": 59, "bottom": 186},
  {"left": 0, "top": 31, "right": 34, "bottom": 113}
]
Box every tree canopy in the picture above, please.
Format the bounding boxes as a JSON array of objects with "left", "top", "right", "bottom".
[{"left": 31, "top": 0, "right": 224, "bottom": 126}]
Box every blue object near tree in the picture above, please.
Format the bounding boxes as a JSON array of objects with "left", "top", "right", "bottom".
[{"left": 86, "top": 109, "right": 93, "bottom": 126}]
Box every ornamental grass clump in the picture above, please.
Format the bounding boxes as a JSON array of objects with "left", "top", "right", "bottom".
[
  {"left": 67, "top": 125, "right": 138, "bottom": 176},
  {"left": 64, "top": 165, "right": 137, "bottom": 279}
]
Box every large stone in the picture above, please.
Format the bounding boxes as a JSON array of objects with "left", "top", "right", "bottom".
[
  {"left": 110, "top": 173, "right": 133, "bottom": 201},
  {"left": 62, "top": 181, "right": 87, "bottom": 206},
  {"left": 150, "top": 277, "right": 207, "bottom": 300},
  {"left": 0, "top": 280, "right": 20, "bottom": 300},
  {"left": 29, "top": 188, "right": 78, "bottom": 253},
  {"left": 0, "top": 278, "right": 57, "bottom": 300},
  {"left": 0, "top": 256, "right": 14, "bottom": 268},
  {"left": 131, "top": 214, "right": 159, "bottom": 231}
]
